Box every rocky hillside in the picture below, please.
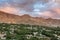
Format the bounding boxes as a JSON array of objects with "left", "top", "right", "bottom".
[{"left": 0, "top": 11, "right": 60, "bottom": 27}]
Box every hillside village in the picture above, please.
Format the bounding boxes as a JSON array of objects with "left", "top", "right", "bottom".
[{"left": 0, "top": 23, "right": 60, "bottom": 40}]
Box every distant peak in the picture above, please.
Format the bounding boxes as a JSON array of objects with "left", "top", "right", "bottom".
[{"left": 22, "top": 14, "right": 31, "bottom": 17}]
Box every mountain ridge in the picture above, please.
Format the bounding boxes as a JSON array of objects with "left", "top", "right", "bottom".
[{"left": 0, "top": 11, "right": 60, "bottom": 27}]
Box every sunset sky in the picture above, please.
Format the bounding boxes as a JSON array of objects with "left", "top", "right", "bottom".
[{"left": 0, "top": 0, "right": 60, "bottom": 19}]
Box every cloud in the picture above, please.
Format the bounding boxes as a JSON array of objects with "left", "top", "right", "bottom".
[
  {"left": 0, "top": 6, "right": 20, "bottom": 15},
  {"left": 0, "top": 0, "right": 59, "bottom": 12},
  {"left": 0, "top": 0, "right": 60, "bottom": 19},
  {"left": 52, "top": 8, "right": 60, "bottom": 14},
  {"left": 50, "top": 8, "right": 60, "bottom": 19},
  {"left": 33, "top": 11, "right": 53, "bottom": 18},
  {"left": 41, "top": 11, "right": 53, "bottom": 17}
]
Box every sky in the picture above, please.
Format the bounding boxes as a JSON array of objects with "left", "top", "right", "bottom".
[{"left": 0, "top": 0, "right": 60, "bottom": 19}]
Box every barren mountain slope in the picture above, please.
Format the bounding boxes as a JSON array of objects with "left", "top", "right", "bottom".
[{"left": 0, "top": 11, "right": 60, "bottom": 27}]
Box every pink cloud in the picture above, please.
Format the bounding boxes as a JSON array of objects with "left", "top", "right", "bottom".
[
  {"left": 41, "top": 11, "right": 53, "bottom": 17},
  {"left": 35, "top": 11, "right": 53, "bottom": 18},
  {"left": 52, "top": 8, "right": 60, "bottom": 14},
  {"left": 0, "top": 6, "right": 19, "bottom": 15}
]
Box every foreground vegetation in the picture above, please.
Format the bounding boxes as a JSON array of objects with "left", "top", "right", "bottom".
[{"left": 0, "top": 23, "right": 60, "bottom": 40}]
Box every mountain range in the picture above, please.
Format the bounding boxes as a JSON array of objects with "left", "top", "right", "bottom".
[{"left": 0, "top": 11, "right": 60, "bottom": 27}]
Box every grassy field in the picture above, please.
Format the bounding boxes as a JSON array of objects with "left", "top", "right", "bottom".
[{"left": 0, "top": 23, "right": 60, "bottom": 40}]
